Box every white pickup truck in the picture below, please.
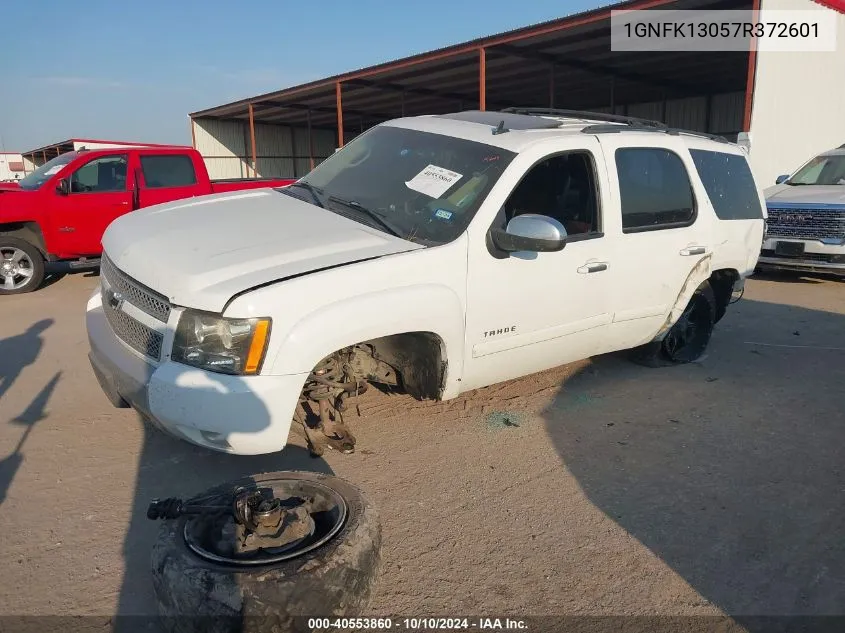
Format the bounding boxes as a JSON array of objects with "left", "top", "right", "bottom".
[{"left": 86, "top": 109, "right": 765, "bottom": 456}]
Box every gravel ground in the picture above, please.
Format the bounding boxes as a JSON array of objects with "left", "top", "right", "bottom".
[{"left": 1, "top": 270, "right": 843, "bottom": 629}]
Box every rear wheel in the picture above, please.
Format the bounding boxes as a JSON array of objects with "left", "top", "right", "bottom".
[
  {"left": 631, "top": 281, "right": 716, "bottom": 367},
  {"left": 0, "top": 237, "right": 45, "bottom": 295}
]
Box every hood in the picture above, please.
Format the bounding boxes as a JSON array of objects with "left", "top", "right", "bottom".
[
  {"left": 103, "top": 188, "right": 425, "bottom": 313},
  {"left": 0, "top": 187, "right": 37, "bottom": 216},
  {"left": 764, "top": 184, "right": 845, "bottom": 205},
  {"left": 0, "top": 182, "right": 21, "bottom": 191}
]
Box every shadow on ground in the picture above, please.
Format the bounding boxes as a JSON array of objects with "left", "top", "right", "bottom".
[
  {"left": 752, "top": 270, "right": 844, "bottom": 285},
  {"left": 0, "top": 320, "right": 58, "bottom": 506},
  {"left": 543, "top": 297, "right": 845, "bottom": 630},
  {"left": 0, "top": 318, "right": 53, "bottom": 401},
  {"left": 0, "top": 371, "right": 62, "bottom": 505}
]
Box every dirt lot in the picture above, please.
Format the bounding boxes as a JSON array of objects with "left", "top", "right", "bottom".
[{"left": 1, "top": 271, "right": 844, "bottom": 627}]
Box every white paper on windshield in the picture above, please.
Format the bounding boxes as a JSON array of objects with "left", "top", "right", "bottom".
[
  {"left": 44, "top": 165, "right": 64, "bottom": 176},
  {"left": 405, "top": 164, "right": 463, "bottom": 198}
]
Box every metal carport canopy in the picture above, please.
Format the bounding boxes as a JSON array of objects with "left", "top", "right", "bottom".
[{"left": 190, "top": 0, "right": 755, "bottom": 162}]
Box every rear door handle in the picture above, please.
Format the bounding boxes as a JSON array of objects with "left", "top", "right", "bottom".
[
  {"left": 577, "top": 262, "right": 608, "bottom": 274},
  {"left": 679, "top": 246, "right": 707, "bottom": 256}
]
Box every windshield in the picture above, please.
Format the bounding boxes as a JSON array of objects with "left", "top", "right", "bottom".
[
  {"left": 787, "top": 153, "right": 845, "bottom": 185},
  {"left": 17, "top": 152, "right": 78, "bottom": 190},
  {"left": 285, "top": 125, "right": 516, "bottom": 245}
]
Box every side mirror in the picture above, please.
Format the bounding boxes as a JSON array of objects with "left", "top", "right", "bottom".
[
  {"left": 490, "top": 214, "right": 567, "bottom": 253},
  {"left": 775, "top": 174, "right": 790, "bottom": 185},
  {"left": 56, "top": 178, "right": 69, "bottom": 195}
]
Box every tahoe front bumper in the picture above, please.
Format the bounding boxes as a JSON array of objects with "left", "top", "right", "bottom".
[{"left": 86, "top": 289, "right": 307, "bottom": 455}]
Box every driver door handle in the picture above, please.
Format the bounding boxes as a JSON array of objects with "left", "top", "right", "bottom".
[
  {"left": 577, "top": 262, "right": 608, "bottom": 274},
  {"left": 680, "top": 246, "right": 708, "bottom": 256}
]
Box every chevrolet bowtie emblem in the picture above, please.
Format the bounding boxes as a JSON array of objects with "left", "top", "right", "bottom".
[{"left": 107, "top": 288, "right": 125, "bottom": 310}]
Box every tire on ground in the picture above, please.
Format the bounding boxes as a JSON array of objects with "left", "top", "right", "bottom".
[
  {"left": 151, "top": 471, "right": 381, "bottom": 633},
  {"left": 629, "top": 280, "right": 716, "bottom": 367},
  {"left": 0, "top": 236, "right": 45, "bottom": 295}
]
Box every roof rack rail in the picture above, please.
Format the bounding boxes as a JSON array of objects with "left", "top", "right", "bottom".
[
  {"left": 501, "top": 107, "right": 667, "bottom": 129},
  {"left": 500, "top": 107, "right": 729, "bottom": 143},
  {"left": 581, "top": 123, "right": 729, "bottom": 143}
]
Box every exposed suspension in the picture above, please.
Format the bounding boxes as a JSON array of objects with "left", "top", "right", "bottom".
[{"left": 296, "top": 345, "right": 399, "bottom": 456}]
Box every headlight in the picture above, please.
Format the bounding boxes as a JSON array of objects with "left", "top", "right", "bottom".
[{"left": 172, "top": 309, "right": 271, "bottom": 375}]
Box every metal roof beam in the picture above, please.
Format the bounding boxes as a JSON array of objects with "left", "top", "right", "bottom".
[
  {"left": 256, "top": 101, "right": 399, "bottom": 121},
  {"left": 346, "top": 78, "right": 477, "bottom": 104},
  {"left": 492, "top": 44, "right": 699, "bottom": 93}
]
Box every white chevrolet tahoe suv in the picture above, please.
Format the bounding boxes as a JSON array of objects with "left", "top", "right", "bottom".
[{"left": 86, "top": 109, "right": 765, "bottom": 456}]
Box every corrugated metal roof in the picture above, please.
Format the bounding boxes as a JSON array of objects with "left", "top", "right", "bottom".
[{"left": 190, "top": 0, "right": 752, "bottom": 131}]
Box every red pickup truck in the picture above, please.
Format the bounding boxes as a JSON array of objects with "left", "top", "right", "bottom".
[{"left": 0, "top": 146, "right": 294, "bottom": 294}]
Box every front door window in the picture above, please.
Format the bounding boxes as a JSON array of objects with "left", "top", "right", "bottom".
[{"left": 70, "top": 155, "right": 128, "bottom": 193}]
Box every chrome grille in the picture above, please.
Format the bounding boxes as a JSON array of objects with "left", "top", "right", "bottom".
[
  {"left": 100, "top": 255, "right": 171, "bottom": 323},
  {"left": 766, "top": 207, "right": 845, "bottom": 241},
  {"left": 102, "top": 296, "right": 164, "bottom": 360}
]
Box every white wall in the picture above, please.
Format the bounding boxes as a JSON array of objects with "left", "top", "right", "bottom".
[
  {"left": 193, "top": 118, "right": 250, "bottom": 179},
  {"left": 747, "top": 0, "right": 845, "bottom": 187},
  {"left": 0, "top": 153, "right": 25, "bottom": 181},
  {"left": 193, "top": 117, "right": 337, "bottom": 180}
]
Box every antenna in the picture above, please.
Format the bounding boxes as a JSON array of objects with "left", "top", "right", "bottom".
[{"left": 491, "top": 120, "right": 509, "bottom": 135}]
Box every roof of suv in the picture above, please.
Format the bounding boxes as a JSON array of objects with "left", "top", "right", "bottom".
[
  {"left": 384, "top": 109, "right": 735, "bottom": 154},
  {"left": 820, "top": 146, "right": 845, "bottom": 157}
]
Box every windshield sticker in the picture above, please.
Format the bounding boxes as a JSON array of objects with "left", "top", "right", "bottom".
[
  {"left": 434, "top": 208, "right": 453, "bottom": 220},
  {"left": 405, "top": 164, "right": 463, "bottom": 198},
  {"left": 482, "top": 154, "right": 501, "bottom": 163},
  {"left": 44, "top": 165, "right": 64, "bottom": 176}
]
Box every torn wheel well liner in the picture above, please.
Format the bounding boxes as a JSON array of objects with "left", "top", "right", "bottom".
[
  {"left": 709, "top": 268, "right": 739, "bottom": 323},
  {"left": 361, "top": 331, "right": 446, "bottom": 400}
]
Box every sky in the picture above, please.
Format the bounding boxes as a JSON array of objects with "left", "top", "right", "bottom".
[{"left": 1, "top": 0, "right": 604, "bottom": 152}]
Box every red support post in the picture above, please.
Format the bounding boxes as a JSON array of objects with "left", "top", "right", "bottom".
[
  {"left": 336, "top": 81, "right": 345, "bottom": 147},
  {"left": 307, "top": 109, "right": 314, "bottom": 171},
  {"left": 478, "top": 48, "right": 487, "bottom": 111},
  {"left": 248, "top": 103, "right": 258, "bottom": 178},
  {"left": 742, "top": 0, "right": 761, "bottom": 132}
]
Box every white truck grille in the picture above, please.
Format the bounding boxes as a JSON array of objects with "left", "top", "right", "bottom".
[
  {"left": 100, "top": 255, "right": 169, "bottom": 361},
  {"left": 766, "top": 207, "right": 845, "bottom": 241},
  {"left": 101, "top": 255, "right": 171, "bottom": 323}
]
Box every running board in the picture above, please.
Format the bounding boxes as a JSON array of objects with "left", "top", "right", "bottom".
[{"left": 45, "top": 257, "right": 101, "bottom": 273}]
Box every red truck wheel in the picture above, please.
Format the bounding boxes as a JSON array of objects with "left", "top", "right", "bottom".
[{"left": 0, "top": 237, "right": 45, "bottom": 295}]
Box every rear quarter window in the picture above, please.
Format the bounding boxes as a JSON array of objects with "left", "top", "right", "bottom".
[
  {"left": 140, "top": 154, "right": 197, "bottom": 188},
  {"left": 689, "top": 149, "right": 763, "bottom": 220},
  {"left": 615, "top": 147, "right": 696, "bottom": 232}
]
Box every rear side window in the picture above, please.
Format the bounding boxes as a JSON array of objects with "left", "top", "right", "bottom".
[
  {"left": 140, "top": 154, "right": 197, "bottom": 188},
  {"left": 689, "top": 149, "right": 763, "bottom": 220},
  {"left": 615, "top": 148, "right": 696, "bottom": 232}
]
